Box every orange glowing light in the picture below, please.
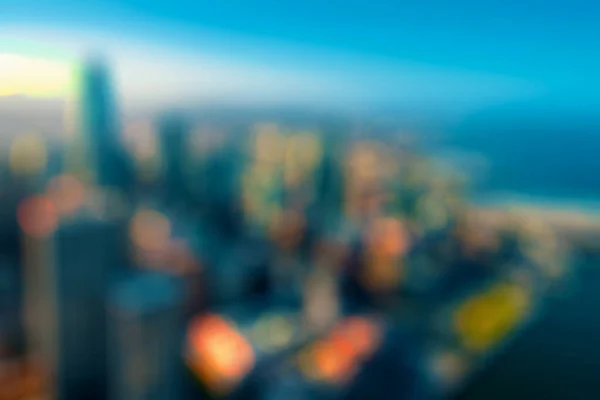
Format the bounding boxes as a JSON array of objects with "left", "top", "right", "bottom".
[
  {"left": 312, "top": 339, "right": 356, "bottom": 384},
  {"left": 129, "top": 209, "right": 171, "bottom": 252},
  {"left": 365, "top": 217, "right": 410, "bottom": 259},
  {"left": 46, "top": 174, "right": 86, "bottom": 216},
  {"left": 187, "top": 315, "right": 255, "bottom": 390},
  {"left": 0, "top": 360, "right": 47, "bottom": 400},
  {"left": 337, "top": 317, "right": 382, "bottom": 359},
  {"left": 309, "top": 317, "right": 381, "bottom": 384},
  {"left": 17, "top": 196, "right": 58, "bottom": 238}
]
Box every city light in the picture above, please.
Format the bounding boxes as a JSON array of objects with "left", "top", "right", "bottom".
[
  {"left": 300, "top": 317, "right": 382, "bottom": 385},
  {"left": 454, "top": 284, "right": 531, "bottom": 352},
  {"left": 186, "top": 315, "right": 255, "bottom": 395},
  {"left": 17, "top": 195, "right": 58, "bottom": 238},
  {"left": 129, "top": 209, "right": 171, "bottom": 253}
]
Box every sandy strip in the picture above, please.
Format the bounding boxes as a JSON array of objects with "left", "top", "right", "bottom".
[{"left": 472, "top": 202, "right": 600, "bottom": 252}]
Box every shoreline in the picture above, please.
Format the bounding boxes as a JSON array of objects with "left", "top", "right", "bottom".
[{"left": 471, "top": 194, "right": 600, "bottom": 253}]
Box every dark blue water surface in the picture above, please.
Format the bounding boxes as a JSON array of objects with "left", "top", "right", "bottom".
[
  {"left": 433, "top": 116, "right": 600, "bottom": 399},
  {"left": 458, "top": 259, "right": 600, "bottom": 400},
  {"left": 436, "top": 111, "right": 600, "bottom": 200}
]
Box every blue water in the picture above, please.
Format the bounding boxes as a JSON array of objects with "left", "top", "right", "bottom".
[
  {"left": 432, "top": 122, "right": 600, "bottom": 205},
  {"left": 432, "top": 121, "right": 600, "bottom": 398},
  {"left": 458, "top": 260, "right": 600, "bottom": 400}
]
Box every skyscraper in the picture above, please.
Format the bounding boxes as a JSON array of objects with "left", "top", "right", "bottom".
[
  {"left": 0, "top": 169, "right": 27, "bottom": 348},
  {"left": 52, "top": 217, "right": 129, "bottom": 399},
  {"left": 108, "top": 271, "right": 184, "bottom": 400},
  {"left": 79, "top": 57, "right": 133, "bottom": 192}
]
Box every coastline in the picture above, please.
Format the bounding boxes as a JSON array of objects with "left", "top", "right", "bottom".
[{"left": 471, "top": 193, "right": 600, "bottom": 254}]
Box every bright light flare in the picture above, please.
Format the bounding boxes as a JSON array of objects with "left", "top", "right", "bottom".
[
  {"left": 186, "top": 315, "right": 255, "bottom": 394},
  {"left": 0, "top": 53, "right": 74, "bottom": 97},
  {"left": 300, "top": 317, "right": 382, "bottom": 384}
]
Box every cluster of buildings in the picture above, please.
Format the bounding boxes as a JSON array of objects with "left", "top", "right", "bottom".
[{"left": 0, "top": 58, "right": 569, "bottom": 400}]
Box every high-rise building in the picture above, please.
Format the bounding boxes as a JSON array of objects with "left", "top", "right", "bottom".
[
  {"left": 0, "top": 170, "right": 27, "bottom": 337},
  {"left": 18, "top": 209, "right": 129, "bottom": 400},
  {"left": 52, "top": 217, "right": 129, "bottom": 399},
  {"left": 0, "top": 257, "right": 24, "bottom": 360},
  {"left": 79, "top": 58, "right": 133, "bottom": 192},
  {"left": 108, "top": 271, "right": 184, "bottom": 400}
]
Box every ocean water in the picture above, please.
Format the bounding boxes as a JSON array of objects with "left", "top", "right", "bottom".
[
  {"left": 433, "top": 124, "right": 600, "bottom": 399},
  {"left": 430, "top": 123, "right": 600, "bottom": 207},
  {"left": 458, "top": 259, "right": 600, "bottom": 400}
]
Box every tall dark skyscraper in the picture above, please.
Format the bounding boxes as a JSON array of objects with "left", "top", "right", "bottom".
[
  {"left": 51, "top": 217, "right": 129, "bottom": 400},
  {"left": 79, "top": 58, "right": 133, "bottom": 192},
  {"left": 0, "top": 169, "right": 27, "bottom": 328}
]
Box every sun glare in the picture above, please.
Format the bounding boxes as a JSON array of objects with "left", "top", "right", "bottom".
[{"left": 0, "top": 53, "right": 75, "bottom": 97}]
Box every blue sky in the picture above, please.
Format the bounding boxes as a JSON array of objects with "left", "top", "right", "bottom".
[{"left": 2, "top": 0, "right": 599, "bottom": 114}]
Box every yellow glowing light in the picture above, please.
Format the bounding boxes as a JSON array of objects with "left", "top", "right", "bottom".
[
  {"left": 454, "top": 284, "right": 530, "bottom": 351},
  {"left": 0, "top": 53, "right": 74, "bottom": 97},
  {"left": 9, "top": 133, "right": 48, "bottom": 176}
]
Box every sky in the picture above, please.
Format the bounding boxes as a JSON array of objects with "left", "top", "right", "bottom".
[{"left": 1, "top": 0, "right": 599, "bottom": 116}]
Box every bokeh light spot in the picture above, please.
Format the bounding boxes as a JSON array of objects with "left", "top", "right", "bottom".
[{"left": 17, "top": 195, "right": 58, "bottom": 238}]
